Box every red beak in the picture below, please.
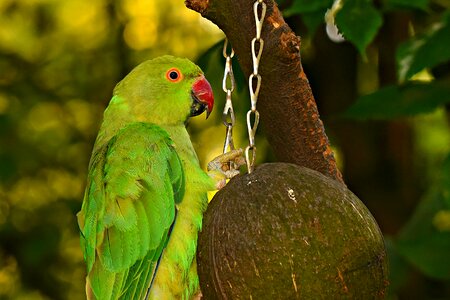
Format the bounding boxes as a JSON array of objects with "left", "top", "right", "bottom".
[{"left": 191, "top": 75, "right": 214, "bottom": 119}]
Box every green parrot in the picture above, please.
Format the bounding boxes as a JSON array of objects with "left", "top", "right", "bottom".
[{"left": 77, "top": 55, "right": 216, "bottom": 300}]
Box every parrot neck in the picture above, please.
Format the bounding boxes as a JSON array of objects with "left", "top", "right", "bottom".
[
  {"left": 160, "top": 124, "right": 199, "bottom": 163},
  {"left": 93, "top": 96, "right": 132, "bottom": 153},
  {"left": 93, "top": 95, "right": 189, "bottom": 154}
]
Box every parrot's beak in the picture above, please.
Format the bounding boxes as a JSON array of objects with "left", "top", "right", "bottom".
[{"left": 191, "top": 75, "right": 214, "bottom": 119}]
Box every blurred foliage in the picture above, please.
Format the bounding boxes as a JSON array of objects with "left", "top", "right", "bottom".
[
  {"left": 396, "top": 154, "right": 450, "bottom": 280},
  {"left": 280, "top": 0, "right": 450, "bottom": 298},
  {"left": 0, "top": 0, "right": 222, "bottom": 299},
  {"left": 343, "top": 79, "right": 450, "bottom": 119},
  {"left": 1, "top": 0, "right": 450, "bottom": 299},
  {"left": 335, "top": 0, "right": 383, "bottom": 55},
  {"left": 397, "top": 10, "right": 450, "bottom": 82},
  {"left": 284, "top": 0, "right": 334, "bottom": 35}
]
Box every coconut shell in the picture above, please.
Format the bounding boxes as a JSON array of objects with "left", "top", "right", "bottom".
[{"left": 197, "top": 163, "right": 388, "bottom": 299}]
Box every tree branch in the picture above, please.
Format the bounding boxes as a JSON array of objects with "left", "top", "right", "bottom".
[{"left": 186, "top": 0, "right": 344, "bottom": 184}]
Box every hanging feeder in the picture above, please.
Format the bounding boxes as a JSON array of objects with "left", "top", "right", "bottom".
[
  {"left": 198, "top": 163, "right": 388, "bottom": 298},
  {"left": 196, "top": 0, "right": 388, "bottom": 298}
]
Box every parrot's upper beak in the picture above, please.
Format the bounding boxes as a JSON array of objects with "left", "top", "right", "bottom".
[{"left": 191, "top": 75, "right": 214, "bottom": 119}]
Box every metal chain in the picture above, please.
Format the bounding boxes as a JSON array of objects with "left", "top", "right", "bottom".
[
  {"left": 222, "top": 38, "right": 236, "bottom": 154},
  {"left": 245, "top": 0, "right": 266, "bottom": 173}
]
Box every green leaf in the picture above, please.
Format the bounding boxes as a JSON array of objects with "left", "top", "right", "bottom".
[
  {"left": 441, "top": 155, "right": 450, "bottom": 208},
  {"left": 343, "top": 80, "right": 450, "bottom": 120},
  {"left": 283, "top": 0, "right": 333, "bottom": 16},
  {"left": 395, "top": 155, "right": 450, "bottom": 280},
  {"left": 275, "top": 0, "right": 289, "bottom": 6},
  {"left": 384, "top": 237, "right": 411, "bottom": 297},
  {"left": 383, "top": 0, "right": 429, "bottom": 10},
  {"left": 302, "top": 10, "right": 328, "bottom": 34},
  {"left": 335, "top": 0, "right": 383, "bottom": 55},
  {"left": 283, "top": 0, "right": 333, "bottom": 34},
  {"left": 397, "top": 12, "right": 450, "bottom": 81}
]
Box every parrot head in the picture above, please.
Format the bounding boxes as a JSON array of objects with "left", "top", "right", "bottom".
[{"left": 110, "top": 55, "right": 214, "bottom": 125}]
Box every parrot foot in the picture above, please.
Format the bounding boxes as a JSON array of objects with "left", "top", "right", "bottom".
[{"left": 208, "top": 148, "right": 246, "bottom": 190}]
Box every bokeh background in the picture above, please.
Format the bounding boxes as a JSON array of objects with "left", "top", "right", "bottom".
[{"left": 0, "top": 0, "right": 449, "bottom": 299}]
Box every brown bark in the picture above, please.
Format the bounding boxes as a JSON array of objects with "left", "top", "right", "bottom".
[{"left": 185, "top": 0, "right": 344, "bottom": 184}]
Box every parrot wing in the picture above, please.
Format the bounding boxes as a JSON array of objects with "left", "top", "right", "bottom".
[{"left": 77, "top": 122, "right": 185, "bottom": 300}]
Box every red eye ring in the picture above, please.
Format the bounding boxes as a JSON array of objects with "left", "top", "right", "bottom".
[{"left": 166, "top": 68, "right": 183, "bottom": 82}]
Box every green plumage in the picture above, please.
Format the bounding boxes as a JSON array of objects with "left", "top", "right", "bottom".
[{"left": 77, "top": 56, "right": 214, "bottom": 299}]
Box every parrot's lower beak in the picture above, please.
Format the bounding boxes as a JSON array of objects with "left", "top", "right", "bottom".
[{"left": 191, "top": 75, "right": 214, "bottom": 119}]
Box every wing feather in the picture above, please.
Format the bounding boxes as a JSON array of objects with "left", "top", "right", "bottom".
[{"left": 77, "top": 123, "right": 185, "bottom": 299}]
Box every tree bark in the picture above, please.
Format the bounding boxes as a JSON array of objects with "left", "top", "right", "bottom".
[{"left": 185, "top": 0, "right": 344, "bottom": 184}]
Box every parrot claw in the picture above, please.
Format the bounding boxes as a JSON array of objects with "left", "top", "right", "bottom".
[{"left": 208, "top": 148, "right": 246, "bottom": 189}]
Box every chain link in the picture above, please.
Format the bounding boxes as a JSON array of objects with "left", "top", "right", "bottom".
[
  {"left": 246, "top": 0, "right": 266, "bottom": 173},
  {"left": 254, "top": 0, "right": 266, "bottom": 40},
  {"left": 248, "top": 73, "right": 261, "bottom": 111},
  {"left": 246, "top": 110, "right": 260, "bottom": 146},
  {"left": 222, "top": 38, "right": 236, "bottom": 154}
]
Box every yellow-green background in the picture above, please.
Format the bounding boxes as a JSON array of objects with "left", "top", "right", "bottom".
[{"left": 0, "top": 0, "right": 225, "bottom": 298}]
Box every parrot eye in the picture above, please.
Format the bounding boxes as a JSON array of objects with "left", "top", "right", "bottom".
[{"left": 166, "top": 68, "right": 183, "bottom": 82}]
